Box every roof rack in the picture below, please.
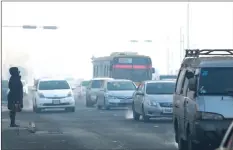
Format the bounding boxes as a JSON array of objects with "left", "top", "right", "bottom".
[{"left": 185, "top": 49, "right": 233, "bottom": 58}]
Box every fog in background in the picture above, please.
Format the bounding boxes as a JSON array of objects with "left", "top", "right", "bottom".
[{"left": 2, "top": 2, "right": 233, "bottom": 84}]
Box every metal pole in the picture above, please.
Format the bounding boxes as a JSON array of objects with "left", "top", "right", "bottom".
[
  {"left": 166, "top": 36, "right": 170, "bottom": 74},
  {"left": 180, "top": 27, "right": 183, "bottom": 63},
  {"left": 187, "top": 2, "right": 190, "bottom": 49}
]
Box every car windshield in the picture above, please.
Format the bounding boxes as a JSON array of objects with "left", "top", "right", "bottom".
[
  {"left": 107, "top": 81, "right": 136, "bottom": 91},
  {"left": 38, "top": 80, "right": 70, "bottom": 90},
  {"left": 146, "top": 82, "right": 175, "bottom": 94},
  {"left": 199, "top": 67, "right": 233, "bottom": 95}
]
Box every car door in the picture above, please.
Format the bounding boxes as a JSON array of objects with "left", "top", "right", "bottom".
[
  {"left": 86, "top": 80, "right": 92, "bottom": 98},
  {"left": 90, "top": 80, "right": 104, "bottom": 102},
  {"left": 137, "top": 83, "right": 145, "bottom": 114},
  {"left": 173, "top": 69, "right": 187, "bottom": 138},
  {"left": 98, "top": 80, "right": 106, "bottom": 106},
  {"left": 135, "top": 83, "right": 144, "bottom": 113},
  {"left": 133, "top": 84, "right": 142, "bottom": 113}
]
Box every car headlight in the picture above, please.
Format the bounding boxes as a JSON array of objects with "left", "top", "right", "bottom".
[
  {"left": 105, "top": 94, "right": 115, "bottom": 99},
  {"left": 39, "top": 93, "right": 45, "bottom": 98},
  {"left": 67, "top": 92, "right": 72, "bottom": 97},
  {"left": 145, "top": 98, "right": 157, "bottom": 106},
  {"left": 196, "top": 112, "right": 224, "bottom": 120}
]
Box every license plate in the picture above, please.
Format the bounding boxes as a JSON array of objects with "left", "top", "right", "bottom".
[
  {"left": 120, "top": 99, "right": 129, "bottom": 103},
  {"left": 111, "top": 99, "right": 120, "bottom": 103},
  {"left": 52, "top": 100, "right": 60, "bottom": 104},
  {"left": 163, "top": 108, "right": 173, "bottom": 113}
]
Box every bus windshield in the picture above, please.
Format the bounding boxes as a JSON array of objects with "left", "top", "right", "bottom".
[{"left": 112, "top": 56, "right": 152, "bottom": 82}]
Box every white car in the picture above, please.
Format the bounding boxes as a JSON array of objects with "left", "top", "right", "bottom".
[
  {"left": 96, "top": 79, "right": 136, "bottom": 110},
  {"left": 32, "top": 78, "right": 76, "bottom": 113},
  {"left": 21, "top": 80, "right": 28, "bottom": 95}
]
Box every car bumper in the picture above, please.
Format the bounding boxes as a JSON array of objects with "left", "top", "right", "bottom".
[
  {"left": 192, "top": 119, "right": 233, "bottom": 145},
  {"left": 106, "top": 99, "right": 132, "bottom": 107},
  {"left": 36, "top": 97, "right": 75, "bottom": 109},
  {"left": 144, "top": 105, "right": 173, "bottom": 117}
]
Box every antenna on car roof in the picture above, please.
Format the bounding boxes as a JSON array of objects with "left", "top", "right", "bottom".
[{"left": 185, "top": 49, "right": 233, "bottom": 58}]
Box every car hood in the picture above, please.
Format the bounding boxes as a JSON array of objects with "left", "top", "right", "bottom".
[
  {"left": 108, "top": 90, "right": 135, "bottom": 98},
  {"left": 146, "top": 94, "right": 173, "bottom": 103},
  {"left": 38, "top": 89, "right": 71, "bottom": 98},
  {"left": 198, "top": 95, "right": 233, "bottom": 119}
]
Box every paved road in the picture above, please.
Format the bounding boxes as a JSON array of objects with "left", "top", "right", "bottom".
[{"left": 2, "top": 94, "right": 178, "bottom": 150}]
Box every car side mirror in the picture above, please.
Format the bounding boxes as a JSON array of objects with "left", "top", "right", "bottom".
[
  {"left": 188, "top": 78, "right": 196, "bottom": 91},
  {"left": 152, "top": 67, "right": 155, "bottom": 73},
  {"left": 100, "top": 88, "right": 107, "bottom": 92},
  {"left": 136, "top": 91, "right": 144, "bottom": 96},
  {"left": 186, "top": 71, "right": 194, "bottom": 79},
  {"left": 31, "top": 87, "right": 37, "bottom": 91}
]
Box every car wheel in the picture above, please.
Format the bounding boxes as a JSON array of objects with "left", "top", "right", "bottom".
[
  {"left": 142, "top": 105, "right": 150, "bottom": 122},
  {"left": 178, "top": 125, "right": 188, "bottom": 150},
  {"left": 34, "top": 106, "right": 41, "bottom": 113},
  {"left": 132, "top": 103, "right": 140, "bottom": 121},
  {"left": 103, "top": 99, "right": 110, "bottom": 110},
  {"left": 86, "top": 96, "right": 91, "bottom": 107},
  {"left": 96, "top": 97, "right": 102, "bottom": 109},
  {"left": 187, "top": 129, "right": 203, "bottom": 150},
  {"left": 174, "top": 119, "right": 179, "bottom": 143},
  {"left": 66, "top": 107, "right": 75, "bottom": 112}
]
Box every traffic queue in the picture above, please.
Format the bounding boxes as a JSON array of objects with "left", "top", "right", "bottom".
[{"left": 2, "top": 49, "right": 233, "bottom": 150}]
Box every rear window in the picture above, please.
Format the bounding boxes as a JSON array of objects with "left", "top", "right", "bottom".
[
  {"left": 91, "top": 80, "right": 104, "bottom": 88},
  {"left": 107, "top": 81, "right": 136, "bottom": 91},
  {"left": 81, "top": 81, "right": 90, "bottom": 87},
  {"left": 146, "top": 82, "right": 175, "bottom": 95},
  {"left": 38, "top": 80, "right": 70, "bottom": 90}
]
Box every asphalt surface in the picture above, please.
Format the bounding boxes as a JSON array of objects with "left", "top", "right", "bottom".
[{"left": 2, "top": 92, "right": 178, "bottom": 150}]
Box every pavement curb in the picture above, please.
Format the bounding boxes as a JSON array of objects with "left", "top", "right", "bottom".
[{"left": 2, "top": 119, "right": 37, "bottom": 134}]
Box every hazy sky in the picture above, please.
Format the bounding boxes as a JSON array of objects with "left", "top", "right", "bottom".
[{"left": 2, "top": 2, "right": 233, "bottom": 79}]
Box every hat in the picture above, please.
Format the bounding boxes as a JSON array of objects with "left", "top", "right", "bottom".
[{"left": 9, "top": 67, "right": 20, "bottom": 76}]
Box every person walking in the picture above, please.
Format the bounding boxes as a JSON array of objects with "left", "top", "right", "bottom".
[{"left": 7, "top": 67, "right": 23, "bottom": 127}]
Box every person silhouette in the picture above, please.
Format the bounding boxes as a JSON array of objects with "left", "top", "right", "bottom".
[{"left": 7, "top": 67, "right": 23, "bottom": 127}]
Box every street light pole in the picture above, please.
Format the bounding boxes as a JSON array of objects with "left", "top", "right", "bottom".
[
  {"left": 187, "top": 1, "right": 190, "bottom": 49},
  {"left": 2, "top": 25, "right": 58, "bottom": 30}
]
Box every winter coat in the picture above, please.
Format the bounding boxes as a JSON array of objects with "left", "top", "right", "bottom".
[{"left": 7, "top": 67, "right": 23, "bottom": 111}]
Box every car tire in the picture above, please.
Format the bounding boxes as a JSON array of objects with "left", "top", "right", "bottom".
[
  {"left": 34, "top": 106, "right": 41, "bottom": 113},
  {"left": 187, "top": 129, "right": 203, "bottom": 150},
  {"left": 103, "top": 99, "right": 110, "bottom": 110},
  {"left": 142, "top": 105, "right": 150, "bottom": 122},
  {"left": 178, "top": 125, "right": 188, "bottom": 150},
  {"left": 67, "top": 107, "right": 75, "bottom": 112},
  {"left": 86, "top": 96, "right": 91, "bottom": 107},
  {"left": 132, "top": 103, "right": 140, "bottom": 121},
  {"left": 96, "top": 97, "right": 102, "bottom": 109}
]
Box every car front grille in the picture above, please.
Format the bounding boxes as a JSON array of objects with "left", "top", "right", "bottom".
[
  {"left": 159, "top": 102, "right": 172, "bottom": 108},
  {"left": 115, "top": 96, "right": 132, "bottom": 100},
  {"left": 43, "top": 102, "right": 70, "bottom": 106},
  {"left": 45, "top": 96, "right": 67, "bottom": 99}
]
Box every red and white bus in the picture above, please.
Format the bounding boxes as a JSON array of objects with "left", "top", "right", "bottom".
[{"left": 92, "top": 52, "right": 155, "bottom": 86}]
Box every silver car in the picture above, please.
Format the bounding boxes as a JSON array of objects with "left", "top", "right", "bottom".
[
  {"left": 96, "top": 79, "right": 136, "bottom": 110},
  {"left": 132, "top": 80, "right": 175, "bottom": 122}
]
